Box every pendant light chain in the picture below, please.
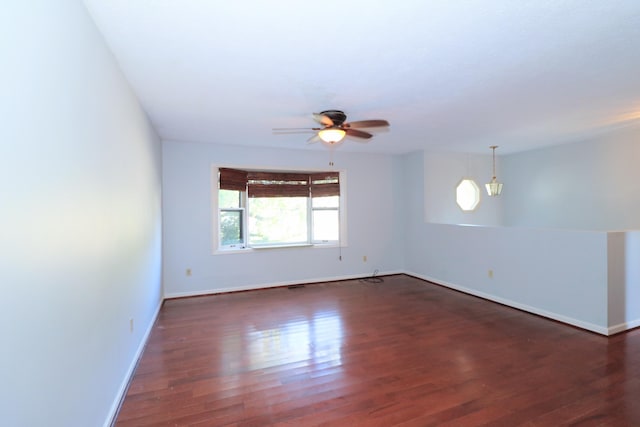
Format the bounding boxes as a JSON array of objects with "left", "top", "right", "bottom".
[{"left": 491, "top": 145, "right": 497, "bottom": 179}]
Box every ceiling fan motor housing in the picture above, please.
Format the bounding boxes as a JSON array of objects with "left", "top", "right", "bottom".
[{"left": 319, "top": 110, "right": 347, "bottom": 126}]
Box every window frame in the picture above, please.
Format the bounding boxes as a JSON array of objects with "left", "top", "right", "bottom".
[
  {"left": 310, "top": 197, "right": 340, "bottom": 244},
  {"left": 212, "top": 165, "right": 347, "bottom": 254},
  {"left": 219, "top": 207, "right": 246, "bottom": 249}
]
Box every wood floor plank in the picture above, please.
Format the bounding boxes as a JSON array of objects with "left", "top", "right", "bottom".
[{"left": 115, "top": 275, "right": 640, "bottom": 426}]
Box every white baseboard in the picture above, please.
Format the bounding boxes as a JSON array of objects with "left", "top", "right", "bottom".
[
  {"left": 608, "top": 318, "right": 640, "bottom": 335},
  {"left": 104, "top": 300, "right": 163, "bottom": 427},
  {"left": 404, "top": 271, "right": 611, "bottom": 336},
  {"left": 164, "top": 270, "right": 405, "bottom": 299}
]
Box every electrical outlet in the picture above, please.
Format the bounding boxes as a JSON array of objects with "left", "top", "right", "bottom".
[
  {"left": 129, "top": 318, "right": 134, "bottom": 333},
  {"left": 488, "top": 269, "right": 494, "bottom": 279},
  {"left": 186, "top": 268, "right": 192, "bottom": 276},
  {"left": 363, "top": 255, "right": 367, "bottom": 262}
]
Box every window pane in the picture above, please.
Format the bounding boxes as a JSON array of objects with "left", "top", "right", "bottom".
[
  {"left": 456, "top": 179, "right": 480, "bottom": 211},
  {"left": 220, "top": 210, "right": 243, "bottom": 245},
  {"left": 248, "top": 197, "right": 307, "bottom": 245},
  {"left": 219, "top": 189, "right": 241, "bottom": 209},
  {"left": 313, "top": 210, "right": 339, "bottom": 241},
  {"left": 312, "top": 196, "right": 339, "bottom": 208}
]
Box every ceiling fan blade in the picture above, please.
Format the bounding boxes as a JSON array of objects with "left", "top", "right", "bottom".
[
  {"left": 272, "top": 127, "right": 316, "bottom": 131},
  {"left": 312, "top": 113, "right": 334, "bottom": 126},
  {"left": 307, "top": 134, "right": 321, "bottom": 144},
  {"left": 272, "top": 130, "right": 315, "bottom": 135},
  {"left": 345, "top": 128, "right": 373, "bottom": 139},
  {"left": 345, "top": 120, "right": 389, "bottom": 129}
]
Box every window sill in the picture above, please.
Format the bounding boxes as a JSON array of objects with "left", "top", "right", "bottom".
[
  {"left": 252, "top": 243, "right": 313, "bottom": 250},
  {"left": 214, "top": 242, "right": 340, "bottom": 255}
]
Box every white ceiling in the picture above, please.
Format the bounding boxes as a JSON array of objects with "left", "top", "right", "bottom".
[{"left": 84, "top": 0, "right": 640, "bottom": 154}]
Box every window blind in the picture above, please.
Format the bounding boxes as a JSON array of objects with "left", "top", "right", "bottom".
[
  {"left": 247, "top": 172, "right": 310, "bottom": 198},
  {"left": 219, "top": 168, "right": 339, "bottom": 198},
  {"left": 310, "top": 172, "right": 340, "bottom": 197},
  {"left": 219, "top": 168, "right": 248, "bottom": 191}
]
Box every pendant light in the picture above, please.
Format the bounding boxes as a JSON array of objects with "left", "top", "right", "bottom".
[{"left": 485, "top": 145, "right": 503, "bottom": 196}]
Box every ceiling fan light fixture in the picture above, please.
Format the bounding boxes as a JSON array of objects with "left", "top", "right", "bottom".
[{"left": 318, "top": 128, "right": 346, "bottom": 144}]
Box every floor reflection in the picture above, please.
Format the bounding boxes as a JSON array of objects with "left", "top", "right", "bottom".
[{"left": 245, "top": 309, "right": 344, "bottom": 370}]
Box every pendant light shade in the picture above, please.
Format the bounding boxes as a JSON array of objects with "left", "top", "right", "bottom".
[
  {"left": 318, "top": 128, "right": 346, "bottom": 144},
  {"left": 485, "top": 145, "right": 503, "bottom": 196},
  {"left": 485, "top": 178, "right": 503, "bottom": 196}
]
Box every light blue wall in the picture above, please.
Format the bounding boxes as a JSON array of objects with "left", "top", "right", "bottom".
[
  {"left": 403, "top": 152, "right": 611, "bottom": 333},
  {"left": 402, "top": 122, "right": 640, "bottom": 334},
  {"left": 162, "top": 141, "right": 404, "bottom": 296},
  {"left": 502, "top": 123, "right": 640, "bottom": 230},
  {"left": 418, "top": 122, "right": 640, "bottom": 230},
  {"left": 0, "top": 2, "right": 163, "bottom": 426},
  {"left": 424, "top": 150, "right": 503, "bottom": 226}
]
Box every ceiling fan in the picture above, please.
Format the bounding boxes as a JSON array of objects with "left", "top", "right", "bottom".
[{"left": 273, "top": 110, "right": 390, "bottom": 146}]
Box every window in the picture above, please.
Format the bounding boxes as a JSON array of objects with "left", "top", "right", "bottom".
[
  {"left": 216, "top": 168, "right": 341, "bottom": 250},
  {"left": 219, "top": 189, "right": 244, "bottom": 247},
  {"left": 312, "top": 195, "right": 339, "bottom": 242},
  {"left": 456, "top": 178, "right": 480, "bottom": 211}
]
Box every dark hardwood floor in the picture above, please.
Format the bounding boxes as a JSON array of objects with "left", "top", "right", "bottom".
[{"left": 115, "top": 274, "right": 640, "bottom": 426}]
